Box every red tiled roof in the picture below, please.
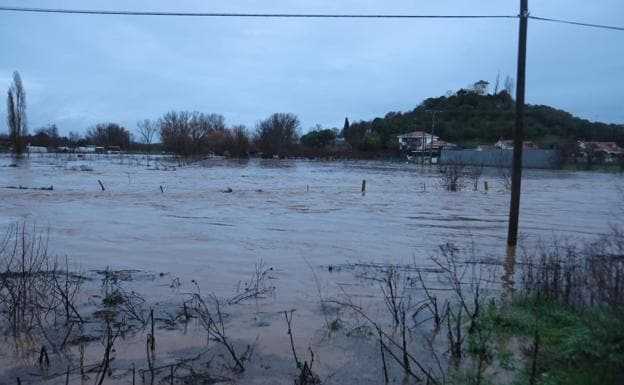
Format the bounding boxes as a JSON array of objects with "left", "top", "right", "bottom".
[
  {"left": 582, "top": 141, "right": 623, "bottom": 154},
  {"left": 428, "top": 140, "right": 457, "bottom": 149},
  {"left": 397, "top": 131, "right": 437, "bottom": 138}
]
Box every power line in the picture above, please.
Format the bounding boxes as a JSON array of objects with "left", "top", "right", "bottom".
[
  {"left": 1, "top": 6, "right": 621, "bottom": 32},
  {"left": 529, "top": 15, "right": 624, "bottom": 31},
  {"left": 0, "top": 6, "right": 516, "bottom": 19}
]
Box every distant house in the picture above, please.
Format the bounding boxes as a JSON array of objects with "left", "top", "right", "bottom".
[
  {"left": 26, "top": 145, "right": 48, "bottom": 154},
  {"left": 428, "top": 140, "right": 457, "bottom": 151},
  {"left": 107, "top": 146, "right": 121, "bottom": 154},
  {"left": 494, "top": 139, "right": 539, "bottom": 150},
  {"left": 76, "top": 146, "right": 97, "bottom": 153},
  {"left": 577, "top": 141, "right": 623, "bottom": 162},
  {"left": 397, "top": 131, "right": 439, "bottom": 151}
]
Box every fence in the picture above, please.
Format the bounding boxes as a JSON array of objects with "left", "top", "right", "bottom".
[{"left": 440, "top": 149, "right": 560, "bottom": 169}]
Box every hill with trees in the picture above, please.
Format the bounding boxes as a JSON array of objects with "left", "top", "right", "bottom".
[{"left": 343, "top": 83, "right": 624, "bottom": 152}]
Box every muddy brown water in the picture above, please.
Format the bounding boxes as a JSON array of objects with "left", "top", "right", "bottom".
[{"left": 0, "top": 154, "right": 621, "bottom": 384}]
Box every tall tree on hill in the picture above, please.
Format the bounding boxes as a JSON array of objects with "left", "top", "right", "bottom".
[
  {"left": 493, "top": 72, "right": 501, "bottom": 94},
  {"left": 504, "top": 76, "right": 515, "bottom": 96},
  {"left": 6, "top": 71, "right": 27, "bottom": 155}
]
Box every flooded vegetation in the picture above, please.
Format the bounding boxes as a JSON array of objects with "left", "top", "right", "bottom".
[{"left": 0, "top": 154, "right": 622, "bottom": 384}]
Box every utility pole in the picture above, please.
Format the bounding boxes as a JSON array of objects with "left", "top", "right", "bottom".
[
  {"left": 507, "top": 0, "right": 529, "bottom": 248},
  {"left": 426, "top": 109, "right": 441, "bottom": 166}
]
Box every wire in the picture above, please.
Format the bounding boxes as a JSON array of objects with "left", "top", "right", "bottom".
[
  {"left": 529, "top": 15, "right": 624, "bottom": 31},
  {"left": 1, "top": 5, "right": 622, "bottom": 32},
  {"left": 0, "top": 6, "right": 516, "bottom": 19}
]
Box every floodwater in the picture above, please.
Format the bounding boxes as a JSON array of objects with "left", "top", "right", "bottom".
[{"left": 0, "top": 154, "right": 621, "bottom": 384}]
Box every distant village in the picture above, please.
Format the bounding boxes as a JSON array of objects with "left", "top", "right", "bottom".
[
  {"left": 2, "top": 128, "right": 623, "bottom": 168},
  {"left": 397, "top": 130, "right": 623, "bottom": 166}
]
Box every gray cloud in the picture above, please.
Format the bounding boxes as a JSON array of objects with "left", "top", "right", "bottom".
[{"left": 0, "top": 0, "right": 622, "bottom": 136}]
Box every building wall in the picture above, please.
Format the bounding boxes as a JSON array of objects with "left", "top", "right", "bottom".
[{"left": 440, "top": 149, "right": 560, "bottom": 169}]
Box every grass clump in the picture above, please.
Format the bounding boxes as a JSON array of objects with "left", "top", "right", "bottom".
[{"left": 483, "top": 294, "right": 624, "bottom": 385}]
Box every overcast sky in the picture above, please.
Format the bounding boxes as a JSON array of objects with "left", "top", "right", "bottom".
[{"left": 0, "top": 0, "right": 623, "bottom": 137}]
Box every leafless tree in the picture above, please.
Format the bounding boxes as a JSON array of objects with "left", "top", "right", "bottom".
[
  {"left": 158, "top": 111, "right": 227, "bottom": 157},
  {"left": 255, "top": 113, "right": 300, "bottom": 158},
  {"left": 159, "top": 110, "right": 193, "bottom": 156},
  {"left": 6, "top": 71, "right": 27, "bottom": 155},
  {"left": 439, "top": 164, "right": 466, "bottom": 192},
  {"left": 137, "top": 119, "right": 158, "bottom": 147},
  {"left": 504, "top": 75, "right": 514, "bottom": 96},
  {"left": 493, "top": 72, "right": 500, "bottom": 94},
  {"left": 68, "top": 131, "right": 82, "bottom": 150},
  {"left": 469, "top": 165, "right": 484, "bottom": 191},
  {"left": 228, "top": 125, "right": 250, "bottom": 158},
  {"left": 34, "top": 124, "right": 60, "bottom": 149},
  {"left": 86, "top": 123, "right": 130, "bottom": 148}
]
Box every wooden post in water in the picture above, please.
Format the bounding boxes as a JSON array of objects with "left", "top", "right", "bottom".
[
  {"left": 361, "top": 179, "right": 366, "bottom": 195},
  {"left": 484, "top": 181, "right": 489, "bottom": 191},
  {"left": 150, "top": 308, "right": 155, "bottom": 351},
  {"left": 159, "top": 185, "right": 164, "bottom": 193},
  {"left": 97, "top": 179, "right": 105, "bottom": 191}
]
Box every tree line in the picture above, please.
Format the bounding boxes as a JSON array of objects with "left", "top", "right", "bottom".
[{"left": 5, "top": 72, "right": 624, "bottom": 161}]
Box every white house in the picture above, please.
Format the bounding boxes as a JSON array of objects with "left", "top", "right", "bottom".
[
  {"left": 494, "top": 139, "right": 538, "bottom": 150},
  {"left": 76, "top": 146, "right": 97, "bottom": 153},
  {"left": 26, "top": 145, "right": 47, "bottom": 154},
  {"left": 397, "top": 131, "right": 439, "bottom": 151}
]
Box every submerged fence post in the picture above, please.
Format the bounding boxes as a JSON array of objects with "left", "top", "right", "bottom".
[
  {"left": 484, "top": 181, "right": 489, "bottom": 191},
  {"left": 150, "top": 308, "right": 155, "bottom": 351},
  {"left": 361, "top": 179, "right": 366, "bottom": 195},
  {"left": 97, "top": 179, "right": 105, "bottom": 191}
]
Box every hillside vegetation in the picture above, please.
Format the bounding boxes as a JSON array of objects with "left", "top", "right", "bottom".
[{"left": 344, "top": 87, "right": 624, "bottom": 150}]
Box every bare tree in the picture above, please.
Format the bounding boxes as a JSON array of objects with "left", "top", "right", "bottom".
[
  {"left": 229, "top": 125, "right": 250, "bottom": 158},
  {"left": 68, "top": 131, "right": 81, "bottom": 150},
  {"left": 255, "top": 113, "right": 300, "bottom": 158},
  {"left": 86, "top": 123, "right": 130, "bottom": 148},
  {"left": 493, "top": 72, "right": 500, "bottom": 94},
  {"left": 136, "top": 119, "right": 157, "bottom": 147},
  {"left": 504, "top": 75, "right": 515, "bottom": 96},
  {"left": 6, "top": 71, "right": 27, "bottom": 155},
  {"left": 439, "top": 164, "right": 466, "bottom": 192}
]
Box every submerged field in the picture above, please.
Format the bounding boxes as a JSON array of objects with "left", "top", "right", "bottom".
[{"left": 0, "top": 154, "right": 621, "bottom": 384}]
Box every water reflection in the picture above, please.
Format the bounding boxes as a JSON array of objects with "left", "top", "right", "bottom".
[
  {"left": 258, "top": 158, "right": 296, "bottom": 169},
  {"left": 502, "top": 246, "right": 517, "bottom": 300}
]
